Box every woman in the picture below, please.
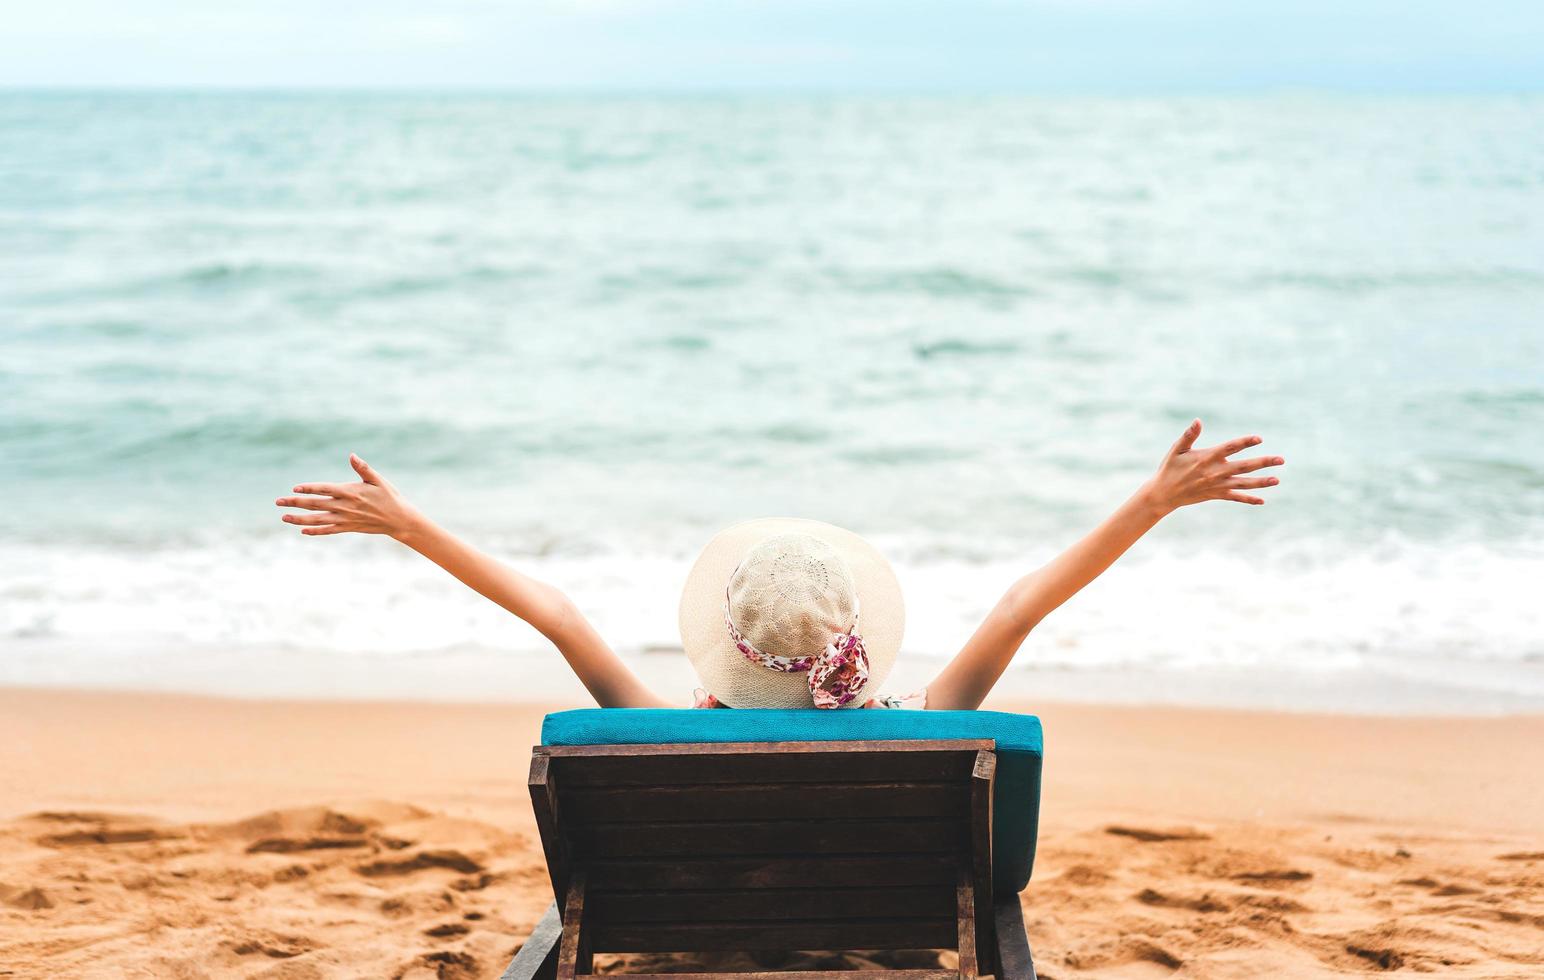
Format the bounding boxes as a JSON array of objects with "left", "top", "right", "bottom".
[{"left": 274, "top": 420, "right": 1281, "bottom": 710}]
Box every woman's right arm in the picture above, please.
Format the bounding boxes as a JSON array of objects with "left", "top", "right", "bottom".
[
  {"left": 925, "top": 420, "right": 1283, "bottom": 710},
  {"left": 276, "top": 455, "right": 669, "bottom": 709}
]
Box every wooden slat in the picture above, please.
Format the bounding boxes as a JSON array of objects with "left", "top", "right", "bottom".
[
  {"left": 540, "top": 739, "right": 993, "bottom": 757},
  {"left": 970, "top": 749, "right": 997, "bottom": 977},
  {"left": 560, "top": 781, "right": 968, "bottom": 822},
  {"left": 528, "top": 754, "right": 567, "bottom": 906},
  {"left": 555, "top": 872, "right": 589, "bottom": 980},
  {"left": 546, "top": 744, "right": 985, "bottom": 788},
  {"left": 588, "top": 919, "right": 958, "bottom": 952},
  {"left": 956, "top": 860, "right": 978, "bottom": 979},
  {"left": 587, "top": 886, "right": 954, "bottom": 923},
  {"left": 501, "top": 901, "right": 561, "bottom": 980},
  {"left": 569, "top": 818, "right": 964, "bottom": 857},
  {"left": 586, "top": 854, "right": 957, "bottom": 891}
]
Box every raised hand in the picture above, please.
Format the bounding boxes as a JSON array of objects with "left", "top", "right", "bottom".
[
  {"left": 275, "top": 454, "right": 424, "bottom": 538},
  {"left": 1145, "top": 419, "right": 1284, "bottom": 511}
]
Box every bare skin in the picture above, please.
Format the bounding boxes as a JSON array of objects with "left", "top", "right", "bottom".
[
  {"left": 926, "top": 419, "right": 1281, "bottom": 709},
  {"left": 276, "top": 419, "right": 1281, "bottom": 710},
  {"left": 275, "top": 455, "right": 668, "bottom": 709}
]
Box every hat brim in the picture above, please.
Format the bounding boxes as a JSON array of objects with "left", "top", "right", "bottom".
[{"left": 679, "top": 518, "right": 904, "bottom": 709}]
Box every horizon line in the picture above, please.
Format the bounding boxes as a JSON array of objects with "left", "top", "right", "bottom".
[{"left": 3, "top": 83, "right": 1542, "bottom": 98}]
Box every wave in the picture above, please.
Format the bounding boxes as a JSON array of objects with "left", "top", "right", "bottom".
[
  {"left": 22, "top": 262, "right": 321, "bottom": 305},
  {"left": 4, "top": 414, "right": 701, "bottom": 476},
  {"left": 912, "top": 338, "right": 1021, "bottom": 359},
  {"left": 1245, "top": 268, "right": 1544, "bottom": 293},
  {"left": 823, "top": 266, "right": 1033, "bottom": 303}
]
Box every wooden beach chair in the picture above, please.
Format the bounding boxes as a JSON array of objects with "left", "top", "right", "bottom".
[{"left": 502, "top": 709, "right": 1043, "bottom": 980}]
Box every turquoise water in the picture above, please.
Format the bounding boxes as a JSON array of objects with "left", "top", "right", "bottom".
[{"left": 2, "top": 93, "right": 1542, "bottom": 706}]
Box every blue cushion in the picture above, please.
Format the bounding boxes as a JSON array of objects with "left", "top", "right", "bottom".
[{"left": 540, "top": 708, "right": 1043, "bottom": 893}]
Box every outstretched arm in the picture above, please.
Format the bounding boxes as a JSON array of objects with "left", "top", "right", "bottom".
[
  {"left": 926, "top": 420, "right": 1283, "bottom": 710},
  {"left": 275, "top": 455, "right": 669, "bottom": 708}
]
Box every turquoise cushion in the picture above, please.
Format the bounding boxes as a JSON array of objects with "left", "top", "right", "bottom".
[{"left": 540, "top": 708, "right": 1043, "bottom": 893}]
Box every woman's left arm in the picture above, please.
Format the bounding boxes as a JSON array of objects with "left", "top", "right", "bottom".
[{"left": 925, "top": 419, "right": 1284, "bottom": 711}]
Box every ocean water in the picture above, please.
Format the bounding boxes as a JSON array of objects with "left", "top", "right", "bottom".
[{"left": 3, "top": 92, "right": 1542, "bottom": 710}]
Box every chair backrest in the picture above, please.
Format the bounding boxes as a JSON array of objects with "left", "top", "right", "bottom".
[
  {"left": 539, "top": 708, "right": 1044, "bottom": 895},
  {"left": 531, "top": 739, "right": 999, "bottom": 960}
]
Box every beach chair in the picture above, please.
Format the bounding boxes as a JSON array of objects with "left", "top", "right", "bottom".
[{"left": 501, "top": 709, "right": 1043, "bottom": 980}]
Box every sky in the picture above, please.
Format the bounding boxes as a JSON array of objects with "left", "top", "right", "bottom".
[{"left": 1, "top": 0, "right": 1541, "bottom": 92}]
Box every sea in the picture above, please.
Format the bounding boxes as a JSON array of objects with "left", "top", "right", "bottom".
[{"left": 2, "top": 92, "right": 1542, "bottom": 711}]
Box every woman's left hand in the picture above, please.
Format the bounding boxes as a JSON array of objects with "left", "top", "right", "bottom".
[{"left": 1142, "top": 419, "right": 1284, "bottom": 513}]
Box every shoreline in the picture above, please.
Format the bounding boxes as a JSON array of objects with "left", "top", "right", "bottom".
[
  {"left": 6, "top": 643, "right": 1544, "bottom": 717},
  {"left": 3, "top": 687, "right": 1542, "bottom": 977}
]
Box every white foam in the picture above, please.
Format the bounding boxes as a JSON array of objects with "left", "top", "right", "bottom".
[{"left": 3, "top": 534, "right": 1542, "bottom": 709}]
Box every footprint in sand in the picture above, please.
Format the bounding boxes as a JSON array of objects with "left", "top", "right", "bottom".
[
  {"left": 1136, "top": 887, "right": 1231, "bottom": 913},
  {"left": 1058, "top": 864, "right": 1114, "bottom": 887},
  {"left": 1344, "top": 941, "right": 1406, "bottom": 971},
  {"left": 398, "top": 949, "right": 481, "bottom": 980},
  {"left": 357, "top": 849, "right": 484, "bottom": 877},
  {"left": 1104, "top": 824, "right": 1211, "bottom": 842},
  {"left": 1232, "top": 869, "right": 1313, "bottom": 882},
  {"left": 225, "top": 933, "right": 318, "bottom": 960},
  {"left": 0, "top": 883, "right": 54, "bottom": 909},
  {"left": 381, "top": 889, "right": 462, "bottom": 919},
  {"left": 1496, "top": 851, "right": 1544, "bottom": 861},
  {"left": 37, "top": 826, "right": 181, "bottom": 847},
  {"left": 1063, "top": 935, "right": 1185, "bottom": 974},
  {"left": 246, "top": 835, "right": 373, "bottom": 854},
  {"left": 1397, "top": 876, "right": 1484, "bottom": 897},
  {"left": 451, "top": 873, "right": 497, "bottom": 892}
]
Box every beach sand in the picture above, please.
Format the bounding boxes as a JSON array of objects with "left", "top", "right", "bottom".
[{"left": 1, "top": 688, "right": 1541, "bottom": 978}]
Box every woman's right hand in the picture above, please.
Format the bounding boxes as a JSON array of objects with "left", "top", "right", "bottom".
[{"left": 275, "top": 454, "right": 425, "bottom": 539}]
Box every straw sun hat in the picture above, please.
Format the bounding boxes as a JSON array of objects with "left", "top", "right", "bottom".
[{"left": 678, "top": 518, "right": 905, "bottom": 709}]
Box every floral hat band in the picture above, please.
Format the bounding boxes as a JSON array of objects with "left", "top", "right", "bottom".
[{"left": 723, "top": 585, "right": 871, "bottom": 709}]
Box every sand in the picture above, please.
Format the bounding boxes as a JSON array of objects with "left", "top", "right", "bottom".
[{"left": 1, "top": 687, "right": 1541, "bottom": 979}]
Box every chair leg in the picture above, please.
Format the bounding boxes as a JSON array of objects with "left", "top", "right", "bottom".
[
  {"left": 955, "top": 861, "right": 979, "bottom": 979},
  {"left": 501, "top": 901, "right": 562, "bottom": 980},
  {"left": 556, "top": 871, "right": 591, "bottom": 979},
  {"left": 993, "top": 898, "right": 1036, "bottom": 980}
]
